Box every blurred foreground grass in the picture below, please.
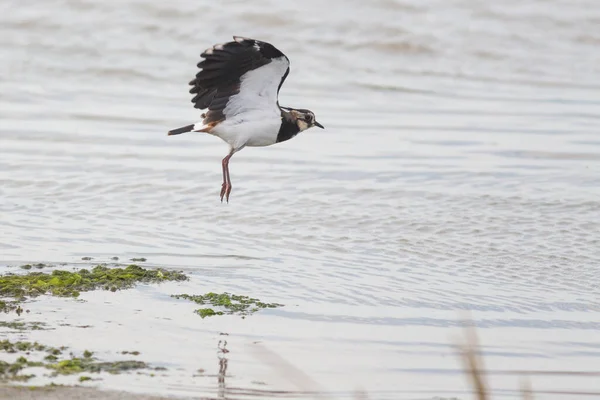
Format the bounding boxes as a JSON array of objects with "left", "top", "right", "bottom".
[{"left": 252, "top": 320, "right": 600, "bottom": 400}]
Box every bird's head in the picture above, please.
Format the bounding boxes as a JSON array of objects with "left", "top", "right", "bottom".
[{"left": 290, "top": 109, "right": 324, "bottom": 132}]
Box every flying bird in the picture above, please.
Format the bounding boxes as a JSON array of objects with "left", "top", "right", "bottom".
[{"left": 168, "top": 36, "right": 324, "bottom": 202}]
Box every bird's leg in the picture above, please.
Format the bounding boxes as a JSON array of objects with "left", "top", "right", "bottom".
[
  {"left": 220, "top": 149, "right": 234, "bottom": 203},
  {"left": 224, "top": 159, "right": 233, "bottom": 203},
  {"left": 220, "top": 158, "right": 228, "bottom": 201}
]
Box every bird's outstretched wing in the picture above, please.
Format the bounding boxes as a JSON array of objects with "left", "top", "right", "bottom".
[{"left": 189, "top": 36, "right": 290, "bottom": 125}]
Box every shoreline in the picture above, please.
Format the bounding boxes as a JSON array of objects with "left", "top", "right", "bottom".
[{"left": 0, "top": 386, "right": 185, "bottom": 400}]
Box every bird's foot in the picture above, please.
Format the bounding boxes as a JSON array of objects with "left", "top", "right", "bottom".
[
  {"left": 225, "top": 183, "right": 232, "bottom": 203},
  {"left": 220, "top": 182, "right": 232, "bottom": 203}
]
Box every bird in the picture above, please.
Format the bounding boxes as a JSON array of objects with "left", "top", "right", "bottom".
[{"left": 168, "top": 36, "right": 324, "bottom": 203}]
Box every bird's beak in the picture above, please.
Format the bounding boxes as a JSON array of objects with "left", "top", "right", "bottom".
[{"left": 314, "top": 121, "right": 324, "bottom": 129}]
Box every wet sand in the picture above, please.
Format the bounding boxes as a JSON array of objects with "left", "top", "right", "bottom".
[{"left": 0, "top": 386, "right": 181, "bottom": 400}]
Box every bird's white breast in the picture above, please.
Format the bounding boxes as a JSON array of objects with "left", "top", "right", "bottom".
[{"left": 211, "top": 110, "right": 282, "bottom": 149}]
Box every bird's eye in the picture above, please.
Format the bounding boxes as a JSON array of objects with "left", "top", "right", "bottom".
[{"left": 306, "top": 115, "right": 313, "bottom": 123}]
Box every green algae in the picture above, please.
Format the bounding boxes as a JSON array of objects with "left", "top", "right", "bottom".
[
  {"left": 0, "top": 340, "right": 58, "bottom": 354},
  {"left": 0, "top": 264, "right": 184, "bottom": 382},
  {"left": 172, "top": 292, "right": 283, "bottom": 318},
  {"left": 19, "top": 263, "right": 48, "bottom": 270},
  {"left": 0, "top": 355, "right": 45, "bottom": 382},
  {"left": 196, "top": 308, "right": 224, "bottom": 318},
  {"left": 48, "top": 358, "right": 148, "bottom": 376},
  {"left": 0, "top": 264, "right": 188, "bottom": 300},
  {"left": 78, "top": 375, "right": 92, "bottom": 382},
  {"left": 0, "top": 361, "right": 34, "bottom": 381},
  {"left": 0, "top": 340, "right": 155, "bottom": 382},
  {"left": 0, "top": 321, "right": 47, "bottom": 331}
]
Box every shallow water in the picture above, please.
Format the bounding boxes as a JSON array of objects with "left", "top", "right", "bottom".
[{"left": 1, "top": 0, "right": 600, "bottom": 398}]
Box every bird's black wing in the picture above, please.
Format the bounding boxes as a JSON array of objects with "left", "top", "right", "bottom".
[{"left": 189, "top": 36, "right": 290, "bottom": 125}]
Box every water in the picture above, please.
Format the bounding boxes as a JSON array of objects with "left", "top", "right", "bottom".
[{"left": 1, "top": 0, "right": 600, "bottom": 398}]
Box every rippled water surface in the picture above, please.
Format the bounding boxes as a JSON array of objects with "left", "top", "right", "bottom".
[{"left": 1, "top": 0, "right": 600, "bottom": 398}]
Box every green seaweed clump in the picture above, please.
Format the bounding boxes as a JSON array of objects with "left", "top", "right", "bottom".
[
  {"left": 0, "top": 265, "right": 188, "bottom": 299},
  {"left": 19, "top": 263, "right": 47, "bottom": 270},
  {"left": 172, "top": 292, "right": 283, "bottom": 318},
  {"left": 0, "top": 321, "right": 46, "bottom": 331},
  {"left": 0, "top": 340, "right": 152, "bottom": 381},
  {"left": 0, "top": 340, "right": 55, "bottom": 354},
  {"left": 0, "top": 356, "right": 44, "bottom": 382},
  {"left": 48, "top": 358, "right": 147, "bottom": 376},
  {"left": 196, "top": 308, "right": 224, "bottom": 318}
]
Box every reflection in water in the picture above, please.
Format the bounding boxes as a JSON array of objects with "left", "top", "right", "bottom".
[{"left": 217, "top": 339, "right": 230, "bottom": 399}]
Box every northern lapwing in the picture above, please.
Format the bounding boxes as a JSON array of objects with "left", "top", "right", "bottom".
[{"left": 168, "top": 36, "right": 324, "bottom": 203}]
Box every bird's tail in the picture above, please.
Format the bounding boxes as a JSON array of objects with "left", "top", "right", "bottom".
[{"left": 167, "top": 124, "right": 195, "bottom": 136}]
